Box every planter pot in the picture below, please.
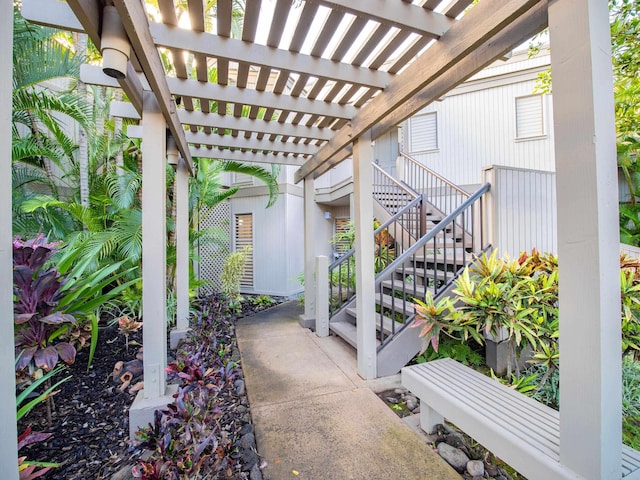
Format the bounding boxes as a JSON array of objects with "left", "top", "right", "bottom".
[{"left": 485, "top": 328, "right": 533, "bottom": 376}]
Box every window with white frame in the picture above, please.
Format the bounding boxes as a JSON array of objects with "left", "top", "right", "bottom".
[
  {"left": 409, "top": 112, "right": 438, "bottom": 152},
  {"left": 233, "top": 172, "right": 254, "bottom": 185},
  {"left": 515, "top": 94, "right": 545, "bottom": 139},
  {"left": 234, "top": 213, "right": 254, "bottom": 288}
]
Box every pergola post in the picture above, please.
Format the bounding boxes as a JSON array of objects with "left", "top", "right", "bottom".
[
  {"left": 300, "top": 176, "right": 317, "bottom": 329},
  {"left": 353, "top": 134, "right": 377, "bottom": 379},
  {"left": 550, "top": 1, "right": 621, "bottom": 478},
  {"left": 129, "top": 92, "right": 177, "bottom": 439},
  {"left": 170, "top": 158, "right": 190, "bottom": 348},
  {"left": 1, "top": 0, "right": 19, "bottom": 477}
]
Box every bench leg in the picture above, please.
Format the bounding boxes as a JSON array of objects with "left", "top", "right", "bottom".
[{"left": 419, "top": 400, "right": 444, "bottom": 435}]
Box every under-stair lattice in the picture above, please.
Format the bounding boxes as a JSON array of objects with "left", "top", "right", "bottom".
[{"left": 197, "top": 202, "right": 231, "bottom": 294}]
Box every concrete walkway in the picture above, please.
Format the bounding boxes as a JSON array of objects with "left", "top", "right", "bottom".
[{"left": 236, "top": 301, "right": 460, "bottom": 480}]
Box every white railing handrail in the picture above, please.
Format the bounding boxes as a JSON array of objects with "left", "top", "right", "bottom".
[
  {"left": 399, "top": 152, "right": 469, "bottom": 198},
  {"left": 372, "top": 162, "right": 419, "bottom": 199}
]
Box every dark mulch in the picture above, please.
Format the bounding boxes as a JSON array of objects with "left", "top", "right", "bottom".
[{"left": 17, "top": 295, "right": 284, "bottom": 479}]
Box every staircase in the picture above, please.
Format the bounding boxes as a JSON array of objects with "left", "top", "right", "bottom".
[{"left": 327, "top": 153, "right": 491, "bottom": 377}]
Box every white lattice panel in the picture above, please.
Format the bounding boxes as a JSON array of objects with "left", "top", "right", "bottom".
[{"left": 197, "top": 202, "right": 231, "bottom": 294}]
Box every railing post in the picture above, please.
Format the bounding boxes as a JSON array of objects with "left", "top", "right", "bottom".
[
  {"left": 481, "top": 166, "right": 496, "bottom": 253},
  {"left": 419, "top": 194, "right": 427, "bottom": 238},
  {"left": 315, "top": 255, "right": 329, "bottom": 337},
  {"left": 396, "top": 155, "right": 405, "bottom": 183}
]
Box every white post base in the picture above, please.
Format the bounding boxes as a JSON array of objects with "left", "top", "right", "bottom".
[
  {"left": 129, "top": 384, "right": 180, "bottom": 441},
  {"left": 169, "top": 328, "right": 191, "bottom": 349},
  {"left": 298, "top": 314, "right": 315, "bottom": 329}
]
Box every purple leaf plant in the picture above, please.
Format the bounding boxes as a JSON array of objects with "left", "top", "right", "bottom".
[{"left": 13, "top": 234, "right": 77, "bottom": 373}]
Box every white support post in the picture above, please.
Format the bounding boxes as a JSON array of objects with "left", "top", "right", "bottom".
[
  {"left": 141, "top": 91, "right": 167, "bottom": 399},
  {"left": 300, "top": 176, "right": 317, "bottom": 329},
  {"left": 1, "top": 0, "right": 19, "bottom": 477},
  {"left": 315, "top": 255, "right": 329, "bottom": 337},
  {"left": 550, "top": 2, "right": 621, "bottom": 479},
  {"left": 170, "top": 158, "right": 190, "bottom": 348},
  {"left": 130, "top": 92, "right": 177, "bottom": 439},
  {"left": 353, "top": 134, "right": 377, "bottom": 379}
]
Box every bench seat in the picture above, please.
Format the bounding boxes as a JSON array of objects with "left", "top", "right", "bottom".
[{"left": 401, "top": 358, "right": 640, "bottom": 480}]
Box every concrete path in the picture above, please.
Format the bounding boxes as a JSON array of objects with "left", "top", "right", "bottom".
[{"left": 236, "top": 301, "right": 460, "bottom": 480}]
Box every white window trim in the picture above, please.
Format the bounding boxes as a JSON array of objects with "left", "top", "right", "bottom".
[
  {"left": 234, "top": 213, "right": 254, "bottom": 288},
  {"left": 408, "top": 111, "right": 439, "bottom": 153},
  {"left": 514, "top": 94, "right": 546, "bottom": 141}
]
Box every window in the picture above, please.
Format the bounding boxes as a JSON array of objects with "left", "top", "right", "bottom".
[
  {"left": 409, "top": 112, "right": 438, "bottom": 152},
  {"left": 333, "top": 218, "right": 352, "bottom": 257},
  {"left": 233, "top": 172, "right": 254, "bottom": 185},
  {"left": 515, "top": 95, "right": 545, "bottom": 139},
  {"left": 234, "top": 213, "right": 253, "bottom": 288}
]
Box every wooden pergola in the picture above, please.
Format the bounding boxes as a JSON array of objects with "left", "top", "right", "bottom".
[{"left": 0, "top": 1, "right": 624, "bottom": 478}]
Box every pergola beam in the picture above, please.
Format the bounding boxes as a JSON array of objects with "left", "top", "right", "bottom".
[
  {"left": 167, "top": 77, "right": 357, "bottom": 119},
  {"left": 179, "top": 110, "right": 333, "bottom": 141},
  {"left": 189, "top": 147, "right": 306, "bottom": 166},
  {"left": 295, "top": 0, "right": 542, "bottom": 183},
  {"left": 309, "top": 0, "right": 548, "bottom": 179},
  {"left": 313, "top": 0, "right": 454, "bottom": 38},
  {"left": 150, "top": 23, "right": 392, "bottom": 90},
  {"left": 112, "top": 0, "right": 193, "bottom": 173},
  {"left": 38, "top": 0, "right": 145, "bottom": 115},
  {"left": 21, "top": 0, "right": 83, "bottom": 31},
  {"left": 186, "top": 132, "right": 320, "bottom": 156}
]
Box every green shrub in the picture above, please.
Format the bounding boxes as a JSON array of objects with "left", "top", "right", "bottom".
[
  {"left": 220, "top": 246, "right": 251, "bottom": 302},
  {"left": 414, "top": 337, "right": 484, "bottom": 367}
]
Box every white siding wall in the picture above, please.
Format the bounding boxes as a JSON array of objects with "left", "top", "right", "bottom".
[
  {"left": 230, "top": 192, "right": 304, "bottom": 296},
  {"left": 315, "top": 158, "right": 353, "bottom": 189},
  {"left": 485, "top": 165, "right": 557, "bottom": 256},
  {"left": 405, "top": 80, "right": 555, "bottom": 187}
]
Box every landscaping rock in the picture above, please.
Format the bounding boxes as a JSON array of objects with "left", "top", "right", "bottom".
[
  {"left": 444, "top": 431, "right": 467, "bottom": 448},
  {"left": 235, "top": 379, "right": 246, "bottom": 395},
  {"left": 249, "top": 462, "right": 263, "bottom": 480},
  {"left": 437, "top": 442, "right": 470, "bottom": 472},
  {"left": 485, "top": 462, "right": 499, "bottom": 477},
  {"left": 240, "top": 432, "right": 256, "bottom": 449},
  {"left": 466, "top": 459, "right": 484, "bottom": 477}
]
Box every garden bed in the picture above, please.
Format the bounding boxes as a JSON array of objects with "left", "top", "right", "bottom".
[{"left": 17, "top": 295, "right": 283, "bottom": 479}]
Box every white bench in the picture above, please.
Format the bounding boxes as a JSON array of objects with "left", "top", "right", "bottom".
[{"left": 401, "top": 358, "right": 640, "bottom": 480}]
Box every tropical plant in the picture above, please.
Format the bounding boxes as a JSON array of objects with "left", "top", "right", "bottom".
[
  {"left": 412, "top": 293, "right": 462, "bottom": 353},
  {"left": 16, "top": 364, "right": 70, "bottom": 422},
  {"left": 133, "top": 298, "right": 241, "bottom": 479},
  {"left": 220, "top": 246, "right": 251, "bottom": 310},
  {"left": 413, "top": 337, "right": 484, "bottom": 367},
  {"left": 18, "top": 427, "right": 58, "bottom": 480},
  {"left": 13, "top": 235, "right": 77, "bottom": 373},
  {"left": 251, "top": 294, "right": 276, "bottom": 311},
  {"left": 15, "top": 362, "right": 69, "bottom": 480}
]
